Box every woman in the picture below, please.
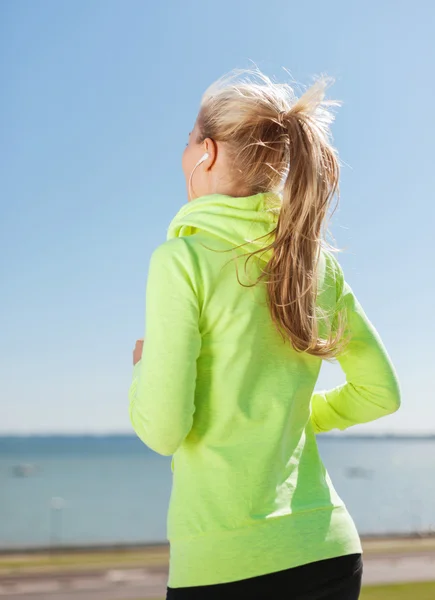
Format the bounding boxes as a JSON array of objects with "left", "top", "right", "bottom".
[{"left": 129, "top": 70, "right": 400, "bottom": 599}]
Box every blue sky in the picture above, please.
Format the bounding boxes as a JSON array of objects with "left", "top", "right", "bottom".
[{"left": 0, "top": 0, "right": 433, "bottom": 434}]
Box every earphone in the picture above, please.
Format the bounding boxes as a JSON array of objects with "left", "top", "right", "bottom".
[
  {"left": 188, "top": 152, "right": 209, "bottom": 201},
  {"left": 194, "top": 152, "right": 209, "bottom": 169}
]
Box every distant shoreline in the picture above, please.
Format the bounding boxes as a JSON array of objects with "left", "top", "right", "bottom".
[
  {"left": 1, "top": 433, "right": 434, "bottom": 441},
  {"left": 1, "top": 531, "right": 435, "bottom": 556}
]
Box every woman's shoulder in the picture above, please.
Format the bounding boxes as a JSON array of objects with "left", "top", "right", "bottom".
[
  {"left": 149, "top": 236, "right": 193, "bottom": 266},
  {"left": 154, "top": 232, "right": 227, "bottom": 262},
  {"left": 148, "top": 236, "right": 209, "bottom": 282},
  {"left": 317, "top": 248, "right": 345, "bottom": 301}
]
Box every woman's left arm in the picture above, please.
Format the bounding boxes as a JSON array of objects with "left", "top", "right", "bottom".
[{"left": 129, "top": 238, "right": 201, "bottom": 456}]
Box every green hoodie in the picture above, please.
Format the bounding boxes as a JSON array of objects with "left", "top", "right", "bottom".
[{"left": 129, "top": 192, "right": 400, "bottom": 588}]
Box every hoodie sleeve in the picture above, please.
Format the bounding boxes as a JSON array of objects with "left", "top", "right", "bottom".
[
  {"left": 310, "top": 255, "right": 401, "bottom": 434},
  {"left": 129, "top": 239, "right": 201, "bottom": 456}
]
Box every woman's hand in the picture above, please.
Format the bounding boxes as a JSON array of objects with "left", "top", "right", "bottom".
[{"left": 133, "top": 339, "right": 144, "bottom": 366}]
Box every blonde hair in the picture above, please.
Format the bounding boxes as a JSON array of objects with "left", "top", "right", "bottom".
[{"left": 198, "top": 69, "right": 348, "bottom": 360}]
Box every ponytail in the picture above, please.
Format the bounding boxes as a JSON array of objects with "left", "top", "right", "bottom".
[{"left": 263, "top": 81, "right": 347, "bottom": 358}]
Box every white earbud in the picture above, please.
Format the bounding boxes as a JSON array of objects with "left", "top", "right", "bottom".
[
  {"left": 188, "top": 152, "right": 209, "bottom": 201},
  {"left": 194, "top": 152, "right": 209, "bottom": 169}
]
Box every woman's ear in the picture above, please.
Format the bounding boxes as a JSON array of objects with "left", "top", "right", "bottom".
[{"left": 203, "top": 138, "right": 218, "bottom": 170}]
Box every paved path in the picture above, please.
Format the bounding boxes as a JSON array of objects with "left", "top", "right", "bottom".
[
  {"left": 1, "top": 551, "right": 434, "bottom": 599},
  {"left": 363, "top": 551, "right": 435, "bottom": 585},
  {"left": 0, "top": 569, "right": 166, "bottom": 599}
]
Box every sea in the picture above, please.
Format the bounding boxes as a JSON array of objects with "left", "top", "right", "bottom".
[{"left": 1, "top": 435, "right": 434, "bottom": 550}]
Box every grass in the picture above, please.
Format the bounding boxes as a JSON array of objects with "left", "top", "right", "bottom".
[
  {"left": 0, "top": 546, "right": 169, "bottom": 575},
  {"left": 2, "top": 537, "right": 435, "bottom": 575},
  {"left": 140, "top": 582, "right": 435, "bottom": 600},
  {"left": 2, "top": 541, "right": 435, "bottom": 599},
  {"left": 361, "top": 581, "right": 435, "bottom": 599}
]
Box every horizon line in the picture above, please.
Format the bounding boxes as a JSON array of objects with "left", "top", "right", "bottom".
[{"left": 1, "top": 431, "right": 434, "bottom": 438}]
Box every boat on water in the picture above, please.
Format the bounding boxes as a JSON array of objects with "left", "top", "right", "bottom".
[{"left": 11, "top": 463, "right": 38, "bottom": 477}]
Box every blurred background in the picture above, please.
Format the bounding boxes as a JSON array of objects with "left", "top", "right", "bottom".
[{"left": 0, "top": 1, "right": 434, "bottom": 599}]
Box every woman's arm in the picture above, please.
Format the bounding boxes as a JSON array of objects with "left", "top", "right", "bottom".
[
  {"left": 129, "top": 238, "right": 201, "bottom": 455},
  {"left": 311, "top": 257, "right": 401, "bottom": 433}
]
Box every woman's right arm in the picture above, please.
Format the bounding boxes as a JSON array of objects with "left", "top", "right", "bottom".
[{"left": 310, "top": 256, "right": 401, "bottom": 434}]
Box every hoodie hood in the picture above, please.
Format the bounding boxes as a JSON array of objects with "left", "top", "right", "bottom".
[{"left": 167, "top": 193, "right": 281, "bottom": 260}]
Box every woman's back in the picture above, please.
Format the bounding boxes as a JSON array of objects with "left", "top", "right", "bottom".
[
  {"left": 130, "top": 192, "right": 399, "bottom": 587},
  {"left": 170, "top": 193, "right": 332, "bottom": 528}
]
